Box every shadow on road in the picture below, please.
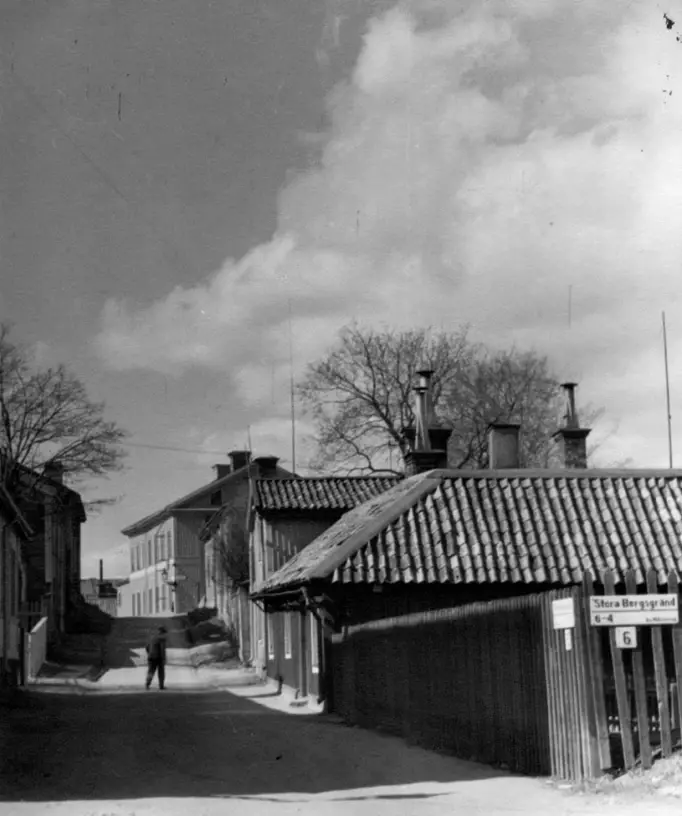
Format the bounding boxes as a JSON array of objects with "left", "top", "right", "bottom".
[{"left": 0, "top": 687, "right": 509, "bottom": 803}]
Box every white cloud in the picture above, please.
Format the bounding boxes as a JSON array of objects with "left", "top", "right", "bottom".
[{"left": 95, "top": 0, "right": 682, "bottom": 466}]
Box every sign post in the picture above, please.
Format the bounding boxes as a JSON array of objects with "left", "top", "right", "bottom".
[{"left": 589, "top": 594, "right": 678, "bottom": 627}]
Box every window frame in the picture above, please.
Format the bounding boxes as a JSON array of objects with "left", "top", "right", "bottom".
[
  {"left": 267, "top": 615, "right": 275, "bottom": 660},
  {"left": 283, "top": 614, "right": 292, "bottom": 660},
  {"left": 310, "top": 614, "right": 319, "bottom": 674}
]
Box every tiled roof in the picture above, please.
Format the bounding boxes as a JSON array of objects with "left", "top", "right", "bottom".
[
  {"left": 254, "top": 476, "right": 401, "bottom": 512},
  {"left": 255, "top": 470, "right": 682, "bottom": 594},
  {"left": 255, "top": 473, "right": 435, "bottom": 592}
]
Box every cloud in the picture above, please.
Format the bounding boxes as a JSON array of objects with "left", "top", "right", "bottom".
[{"left": 95, "top": 0, "right": 682, "bottom": 465}]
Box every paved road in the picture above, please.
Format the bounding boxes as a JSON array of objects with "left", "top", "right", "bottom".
[{"left": 0, "top": 685, "right": 679, "bottom": 816}]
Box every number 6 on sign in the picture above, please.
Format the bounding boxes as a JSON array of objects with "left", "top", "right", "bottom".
[{"left": 615, "top": 626, "right": 637, "bottom": 649}]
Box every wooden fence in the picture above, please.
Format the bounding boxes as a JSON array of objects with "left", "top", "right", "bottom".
[
  {"left": 328, "top": 574, "right": 682, "bottom": 782},
  {"left": 584, "top": 569, "right": 682, "bottom": 773},
  {"left": 330, "top": 590, "right": 574, "bottom": 776}
]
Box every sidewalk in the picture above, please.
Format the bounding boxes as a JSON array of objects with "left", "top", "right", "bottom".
[{"left": 30, "top": 662, "right": 262, "bottom": 693}]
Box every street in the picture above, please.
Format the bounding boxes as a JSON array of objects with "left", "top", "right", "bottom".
[{"left": 0, "top": 681, "right": 680, "bottom": 816}]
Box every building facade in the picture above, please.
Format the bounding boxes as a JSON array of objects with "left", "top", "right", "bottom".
[
  {"left": 0, "top": 484, "right": 32, "bottom": 687},
  {"left": 121, "top": 451, "right": 288, "bottom": 617},
  {"left": 17, "top": 462, "right": 86, "bottom": 642},
  {"left": 248, "top": 474, "right": 400, "bottom": 697}
]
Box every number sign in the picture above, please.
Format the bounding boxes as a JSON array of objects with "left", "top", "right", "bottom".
[{"left": 615, "top": 627, "right": 637, "bottom": 649}]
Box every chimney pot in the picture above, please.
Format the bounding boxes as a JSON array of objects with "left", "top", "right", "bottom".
[
  {"left": 253, "top": 455, "right": 280, "bottom": 477},
  {"left": 213, "top": 463, "right": 232, "bottom": 480},
  {"left": 555, "top": 383, "right": 591, "bottom": 468},
  {"left": 488, "top": 423, "right": 521, "bottom": 469},
  {"left": 403, "top": 369, "right": 452, "bottom": 474},
  {"left": 44, "top": 460, "right": 65, "bottom": 484},
  {"left": 228, "top": 450, "right": 252, "bottom": 472}
]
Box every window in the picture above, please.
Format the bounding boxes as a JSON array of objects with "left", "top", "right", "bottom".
[
  {"left": 148, "top": 589, "right": 153, "bottom": 614},
  {"left": 155, "top": 586, "right": 160, "bottom": 613},
  {"left": 310, "top": 615, "right": 319, "bottom": 674},
  {"left": 131, "top": 549, "right": 136, "bottom": 573},
  {"left": 117, "top": 592, "right": 122, "bottom": 608},
  {"left": 283, "top": 614, "right": 292, "bottom": 659},
  {"left": 9, "top": 549, "right": 16, "bottom": 615},
  {"left": 147, "top": 539, "right": 152, "bottom": 565},
  {"left": 160, "top": 581, "right": 166, "bottom": 611},
  {"left": 267, "top": 616, "right": 275, "bottom": 660},
  {"left": 210, "top": 490, "right": 221, "bottom": 506},
  {"left": 159, "top": 533, "right": 166, "bottom": 562},
  {"left": 166, "top": 531, "right": 173, "bottom": 560}
]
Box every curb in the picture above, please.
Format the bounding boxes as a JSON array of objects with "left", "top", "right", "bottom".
[{"left": 29, "top": 668, "right": 263, "bottom": 694}]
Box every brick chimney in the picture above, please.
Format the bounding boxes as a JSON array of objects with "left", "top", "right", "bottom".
[
  {"left": 403, "top": 369, "right": 453, "bottom": 475},
  {"left": 228, "top": 450, "right": 251, "bottom": 472},
  {"left": 44, "top": 460, "right": 65, "bottom": 484},
  {"left": 554, "top": 382, "right": 591, "bottom": 469},
  {"left": 213, "top": 462, "right": 232, "bottom": 480},
  {"left": 488, "top": 423, "right": 521, "bottom": 469},
  {"left": 253, "top": 455, "right": 280, "bottom": 477}
]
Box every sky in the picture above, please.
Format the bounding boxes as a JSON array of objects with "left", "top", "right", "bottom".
[{"left": 1, "top": 0, "right": 682, "bottom": 579}]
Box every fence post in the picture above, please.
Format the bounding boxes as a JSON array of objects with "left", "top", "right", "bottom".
[
  {"left": 573, "top": 584, "right": 601, "bottom": 779},
  {"left": 647, "top": 569, "right": 673, "bottom": 757},
  {"left": 582, "top": 573, "right": 612, "bottom": 771},
  {"left": 604, "top": 570, "right": 635, "bottom": 770},
  {"left": 625, "top": 570, "right": 652, "bottom": 769},
  {"left": 668, "top": 572, "right": 682, "bottom": 740}
]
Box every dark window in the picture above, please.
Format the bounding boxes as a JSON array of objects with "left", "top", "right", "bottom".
[{"left": 210, "top": 491, "right": 221, "bottom": 506}]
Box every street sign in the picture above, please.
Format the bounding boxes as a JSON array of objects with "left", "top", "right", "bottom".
[
  {"left": 589, "top": 594, "right": 679, "bottom": 626},
  {"left": 552, "top": 598, "right": 575, "bottom": 630},
  {"left": 615, "top": 627, "right": 637, "bottom": 649}
]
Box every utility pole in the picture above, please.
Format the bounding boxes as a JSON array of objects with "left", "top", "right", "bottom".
[{"left": 663, "top": 311, "right": 674, "bottom": 468}]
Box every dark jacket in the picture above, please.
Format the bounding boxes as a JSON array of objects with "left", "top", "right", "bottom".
[{"left": 146, "top": 633, "right": 167, "bottom": 663}]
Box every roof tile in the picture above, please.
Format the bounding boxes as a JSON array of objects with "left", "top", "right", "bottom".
[
  {"left": 256, "top": 471, "right": 682, "bottom": 594},
  {"left": 254, "top": 476, "right": 400, "bottom": 513}
]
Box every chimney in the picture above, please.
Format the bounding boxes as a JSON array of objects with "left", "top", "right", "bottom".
[
  {"left": 403, "top": 369, "right": 453, "bottom": 476},
  {"left": 99, "top": 559, "right": 104, "bottom": 583},
  {"left": 228, "top": 450, "right": 252, "bottom": 472},
  {"left": 554, "top": 382, "right": 591, "bottom": 469},
  {"left": 213, "top": 463, "right": 232, "bottom": 480},
  {"left": 44, "top": 460, "right": 65, "bottom": 484},
  {"left": 488, "top": 423, "right": 521, "bottom": 469},
  {"left": 253, "top": 455, "right": 280, "bottom": 477}
]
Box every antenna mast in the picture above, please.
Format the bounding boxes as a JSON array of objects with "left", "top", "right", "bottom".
[
  {"left": 663, "top": 311, "right": 674, "bottom": 468},
  {"left": 288, "top": 299, "right": 297, "bottom": 473}
]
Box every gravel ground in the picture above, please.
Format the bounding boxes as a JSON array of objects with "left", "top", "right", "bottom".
[{"left": 1, "top": 684, "right": 681, "bottom": 816}]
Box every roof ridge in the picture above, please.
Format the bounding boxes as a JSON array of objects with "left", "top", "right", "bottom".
[
  {"left": 257, "top": 474, "right": 401, "bottom": 481},
  {"left": 434, "top": 469, "right": 682, "bottom": 479}
]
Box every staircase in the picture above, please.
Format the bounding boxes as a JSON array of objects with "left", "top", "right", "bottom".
[
  {"left": 104, "top": 616, "right": 192, "bottom": 668},
  {"left": 47, "top": 632, "right": 108, "bottom": 667}
]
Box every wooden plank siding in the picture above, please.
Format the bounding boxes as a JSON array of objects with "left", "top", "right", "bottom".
[
  {"left": 253, "top": 514, "right": 333, "bottom": 694},
  {"left": 327, "top": 586, "right": 603, "bottom": 778},
  {"left": 265, "top": 610, "right": 320, "bottom": 700}
]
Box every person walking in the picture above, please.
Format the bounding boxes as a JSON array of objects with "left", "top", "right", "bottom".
[{"left": 145, "top": 626, "right": 167, "bottom": 690}]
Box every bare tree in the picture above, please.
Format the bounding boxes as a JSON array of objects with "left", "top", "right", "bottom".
[
  {"left": 298, "top": 323, "right": 605, "bottom": 474},
  {"left": 0, "top": 323, "right": 128, "bottom": 499},
  {"left": 213, "top": 505, "right": 250, "bottom": 588}
]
